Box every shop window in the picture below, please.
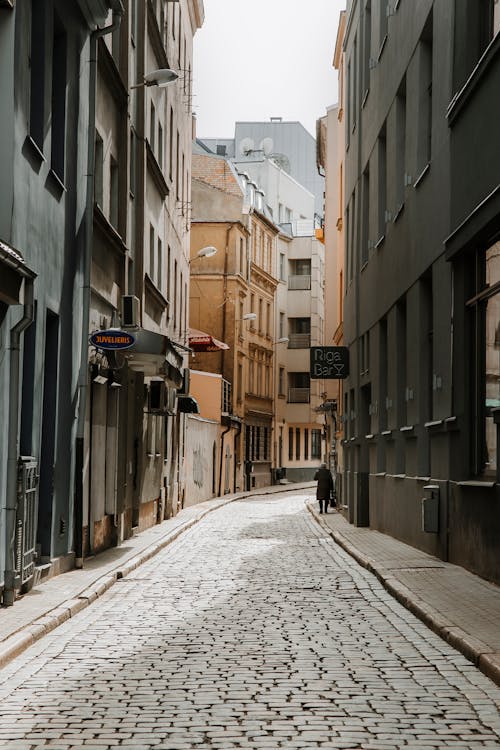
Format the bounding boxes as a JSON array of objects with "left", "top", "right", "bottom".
[{"left": 467, "top": 240, "right": 500, "bottom": 477}]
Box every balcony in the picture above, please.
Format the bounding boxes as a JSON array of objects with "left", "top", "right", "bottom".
[
  {"left": 288, "top": 275, "right": 311, "bottom": 291},
  {"left": 288, "top": 333, "right": 311, "bottom": 349},
  {"left": 288, "top": 388, "right": 310, "bottom": 404}
]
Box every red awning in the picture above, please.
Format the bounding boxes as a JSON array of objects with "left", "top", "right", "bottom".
[{"left": 189, "top": 328, "right": 229, "bottom": 352}]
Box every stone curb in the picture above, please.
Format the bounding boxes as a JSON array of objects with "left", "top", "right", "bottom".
[
  {"left": 306, "top": 501, "right": 500, "bottom": 688},
  {"left": 0, "top": 483, "right": 313, "bottom": 670}
]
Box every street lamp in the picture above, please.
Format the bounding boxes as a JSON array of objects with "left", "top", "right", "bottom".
[
  {"left": 273, "top": 337, "right": 289, "bottom": 345},
  {"left": 189, "top": 246, "right": 218, "bottom": 265},
  {"left": 131, "top": 68, "right": 179, "bottom": 89},
  {"left": 239, "top": 312, "right": 257, "bottom": 321}
]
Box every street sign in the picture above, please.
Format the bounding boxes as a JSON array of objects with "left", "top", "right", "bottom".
[
  {"left": 310, "top": 346, "right": 349, "bottom": 379},
  {"left": 89, "top": 329, "right": 135, "bottom": 350}
]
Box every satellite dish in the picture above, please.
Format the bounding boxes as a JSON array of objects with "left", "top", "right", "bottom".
[
  {"left": 239, "top": 137, "right": 255, "bottom": 156},
  {"left": 260, "top": 137, "right": 273, "bottom": 156}
]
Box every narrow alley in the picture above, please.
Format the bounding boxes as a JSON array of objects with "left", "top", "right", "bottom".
[{"left": 0, "top": 491, "right": 499, "bottom": 749}]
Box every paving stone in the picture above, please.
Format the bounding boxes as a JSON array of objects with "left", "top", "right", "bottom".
[{"left": 0, "top": 493, "right": 499, "bottom": 749}]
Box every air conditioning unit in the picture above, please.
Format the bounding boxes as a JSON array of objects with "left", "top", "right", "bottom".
[{"left": 121, "top": 295, "right": 140, "bottom": 327}]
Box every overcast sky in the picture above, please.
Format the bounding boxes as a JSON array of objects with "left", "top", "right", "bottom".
[{"left": 192, "top": 0, "right": 346, "bottom": 139}]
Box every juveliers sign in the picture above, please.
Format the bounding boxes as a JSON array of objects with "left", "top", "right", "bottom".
[
  {"left": 310, "top": 346, "right": 349, "bottom": 379},
  {"left": 90, "top": 329, "right": 135, "bottom": 350}
]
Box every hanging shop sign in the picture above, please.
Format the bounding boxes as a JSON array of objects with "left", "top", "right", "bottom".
[
  {"left": 310, "top": 346, "right": 349, "bottom": 379},
  {"left": 90, "top": 329, "right": 135, "bottom": 350}
]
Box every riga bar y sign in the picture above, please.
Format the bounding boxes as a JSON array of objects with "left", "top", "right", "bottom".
[{"left": 310, "top": 346, "right": 349, "bottom": 379}]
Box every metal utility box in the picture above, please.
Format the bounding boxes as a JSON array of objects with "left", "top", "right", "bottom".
[{"left": 422, "top": 484, "right": 440, "bottom": 533}]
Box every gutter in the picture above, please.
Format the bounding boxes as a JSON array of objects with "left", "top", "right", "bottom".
[{"left": 74, "top": 0, "right": 124, "bottom": 568}]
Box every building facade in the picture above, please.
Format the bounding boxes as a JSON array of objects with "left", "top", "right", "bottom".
[
  {"left": 82, "top": 0, "right": 204, "bottom": 556},
  {"left": 190, "top": 150, "right": 279, "bottom": 491},
  {"left": 338, "top": 0, "right": 500, "bottom": 583},
  {"left": 0, "top": 0, "right": 122, "bottom": 604},
  {"left": 0, "top": 0, "right": 205, "bottom": 604}
]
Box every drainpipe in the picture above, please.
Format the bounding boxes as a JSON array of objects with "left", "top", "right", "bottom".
[
  {"left": 74, "top": 1, "right": 124, "bottom": 568},
  {"left": 3, "top": 276, "right": 35, "bottom": 606},
  {"left": 218, "top": 423, "right": 231, "bottom": 497}
]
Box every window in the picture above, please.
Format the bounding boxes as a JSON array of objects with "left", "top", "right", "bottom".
[
  {"left": 280, "top": 253, "right": 285, "bottom": 281},
  {"left": 279, "top": 367, "right": 285, "bottom": 396},
  {"left": 176, "top": 130, "right": 180, "bottom": 200},
  {"left": 453, "top": 0, "right": 500, "bottom": 93},
  {"left": 279, "top": 312, "right": 285, "bottom": 339},
  {"left": 363, "top": 1, "right": 372, "bottom": 97},
  {"left": 150, "top": 225, "right": 155, "bottom": 280},
  {"left": 30, "top": 0, "right": 46, "bottom": 151},
  {"left": 240, "top": 238, "right": 244, "bottom": 274},
  {"left": 377, "top": 124, "right": 387, "bottom": 241},
  {"left": 361, "top": 166, "right": 370, "bottom": 266},
  {"left": 130, "top": 129, "right": 136, "bottom": 197},
  {"left": 94, "top": 132, "right": 104, "bottom": 208},
  {"left": 288, "top": 372, "right": 310, "bottom": 403},
  {"left": 379, "top": 0, "right": 388, "bottom": 53},
  {"left": 417, "top": 13, "right": 433, "bottom": 176},
  {"left": 173, "top": 259, "right": 178, "bottom": 328},
  {"left": 295, "top": 428, "right": 301, "bottom": 460},
  {"left": 158, "top": 122, "right": 163, "bottom": 168},
  {"left": 288, "top": 428, "right": 293, "bottom": 461},
  {"left": 167, "top": 246, "right": 171, "bottom": 302},
  {"left": 169, "top": 107, "right": 174, "bottom": 182},
  {"left": 266, "top": 303, "right": 271, "bottom": 336},
  {"left": 51, "top": 13, "right": 67, "bottom": 179},
  {"left": 157, "top": 238, "right": 162, "bottom": 290},
  {"left": 110, "top": 157, "right": 119, "bottom": 228},
  {"left": 395, "top": 78, "right": 407, "bottom": 210},
  {"left": 304, "top": 429, "right": 309, "bottom": 460},
  {"left": 467, "top": 240, "right": 500, "bottom": 477},
  {"left": 238, "top": 363, "right": 243, "bottom": 402},
  {"left": 311, "top": 429, "right": 322, "bottom": 459},
  {"left": 150, "top": 102, "right": 156, "bottom": 152}
]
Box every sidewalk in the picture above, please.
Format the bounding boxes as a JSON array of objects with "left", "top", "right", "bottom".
[
  {"left": 308, "top": 501, "right": 500, "bottom": 688},
  {"left": 0, "top": 483, "right": 313, "bottom": 669},
  {"left": 1, "top": 484, "right": 499, "bottom": 690}
]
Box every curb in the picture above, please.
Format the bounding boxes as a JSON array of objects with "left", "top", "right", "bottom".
[
  {"left": 0, "top": 483, "right": 313, "bottom": 670},
  {"left": 306, "top": 501, "right": 500, "bottom": 688}
]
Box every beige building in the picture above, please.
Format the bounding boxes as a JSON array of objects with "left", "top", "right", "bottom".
[
  {"left": 190, "top": 151, "right": 279, "bottom": 491},
  {"left": 83, "top": 0, "right": 204, "bottom": 557}
]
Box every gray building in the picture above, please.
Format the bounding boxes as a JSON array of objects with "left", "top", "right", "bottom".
[
  {"left": 340, "top": 0, "right": 499, "bottom": 583},
  {"left": 199, "top": 119, "right": 325, "bottom": 222},
  {"left": 0, "top": 0, "right": 121, "bottom": 604}
]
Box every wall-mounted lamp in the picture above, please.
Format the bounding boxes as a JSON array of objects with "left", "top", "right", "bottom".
[
  {"left": 189, "top": 246, "right": 218, "bottom": 265},
  {"left": 131, "top": 68, "right": 179, "bottom": 90},
  {"left": 238, "top": 312, "right": 257, "bottom": 321}
]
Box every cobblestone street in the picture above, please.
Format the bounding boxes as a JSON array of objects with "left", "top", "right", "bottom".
[{"left": 0, "top": 491, "right": 499, "bottom": 749}]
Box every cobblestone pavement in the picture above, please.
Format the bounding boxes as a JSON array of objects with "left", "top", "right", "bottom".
[{"left": 0, "top": 492, "right": 499, "bottom": 750}]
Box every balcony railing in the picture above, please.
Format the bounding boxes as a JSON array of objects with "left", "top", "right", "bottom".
[
  {"left": 288, "top": 388, "right": 310, "bottom": 403},
  {"left": 288, "top": 333, "right": 311, "bottom": 349},
  {"left": 288, "top": 275, "right": 311, "bottom": 290}
]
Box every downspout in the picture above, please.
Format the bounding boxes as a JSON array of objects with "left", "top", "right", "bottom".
[
  {"left": 218, "top": 423, "right": 231, "bottom": 497},
  {"left": 3, "top": 275, "right": 35, "bottom": 606},
  {"left": 218, "top": 225, "right": 233, "bottom": 497},
  {"left": 74, "top": 1, "right": 124, "bottom": 568}
]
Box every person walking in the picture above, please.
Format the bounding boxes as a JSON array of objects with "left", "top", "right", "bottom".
[{"left": 314, "top": 463, "right": 334, "bottom": 514}]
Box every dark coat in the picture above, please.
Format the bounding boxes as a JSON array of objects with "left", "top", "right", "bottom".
[{"left": 314, "top": 467, "right": 333, "bottom": 500}]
